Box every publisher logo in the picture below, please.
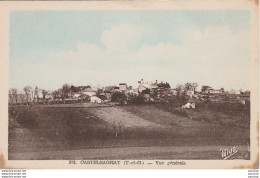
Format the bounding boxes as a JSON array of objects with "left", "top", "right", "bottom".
[{"left": 220, "top": 146, "right": 238, "bottom": 160}]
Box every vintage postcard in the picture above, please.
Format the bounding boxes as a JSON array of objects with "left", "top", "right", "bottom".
[{"left": 0, "top": 0, "right": 258, "bottom": 169}]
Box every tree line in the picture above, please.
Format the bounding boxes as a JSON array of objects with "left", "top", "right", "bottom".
[{"left": 9, "top": 84, "right": 73, "bottom": 105}]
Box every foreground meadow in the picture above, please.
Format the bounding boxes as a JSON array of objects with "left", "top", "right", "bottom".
[{"left": 8, "top": 104, "right": 250, "bottom": 160}]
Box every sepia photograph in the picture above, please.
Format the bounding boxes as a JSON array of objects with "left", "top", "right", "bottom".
[{"left": 0, "top": 0, "right": 258, "bottom": 169}]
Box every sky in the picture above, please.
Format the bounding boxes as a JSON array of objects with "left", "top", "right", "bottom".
[{"left": 9, "top": 10, "right": 251, "bottom": 91}]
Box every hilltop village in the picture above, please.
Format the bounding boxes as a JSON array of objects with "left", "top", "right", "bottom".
[{"left": 9, "top": 79, "right": 250, "bottom": 107}]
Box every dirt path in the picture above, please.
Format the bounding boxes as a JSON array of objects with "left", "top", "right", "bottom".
[{"left": 91, "top": 107, "right": 163, "bottom": 128}]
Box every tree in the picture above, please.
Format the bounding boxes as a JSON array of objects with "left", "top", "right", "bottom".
[
  {"left": 244, "top": 90, "right": 250, "bottom": 95},
  {"left": 201, "top": 85, "right": 211, "bottom": 93},
  {"left": 175, "top": 84, "right": 187, "bottom": 102},
  {"left": 192, "top": 83, "right": 198, "bottom": 91},
  {"left": 9, "top": 88, "right": 18, "bottom": 105},
  {"left": 42, "top": 89, "right": 48, "bottom": 99},
  {"left": 141, "top": 88, "right": 150, "bottom": 94},
  {"left": 42, "top": 89, "right": 48, "bottom": 105},
  {"left": 176, "top": 84, "right": 183, "bottom": 96},
  {"left": 61, "top": 84, "right": 71, "bottom": 103},
  {"left": 96, "top": 88, "right": 103, "bottom": 95},
  {"left": 10, "top": 88, "right": 18, "bottom": 105},
  {"left": 157, "top": 81, "right": 171, "bottom": 88},
  {"left": 71, "top": 85, "right": 80, "bottom": 93},
  {"left": 111, "top": 92, "right": 127, "bottom": 103},
  {"left": 184, "top": 83, "right": 198, "bottom": 92},
  {"left": 8, "top": 89, "right": 13, "bottom": 105},
  {"left": 34, "top": 86, "right": 39, "bottom": 98},
  {"left": 34, "top": 86, "right": 39, "bottom": 104},
  {"left": 20, "top": 94, "right": 25, "bottom": 105},
  {"left": 23, "top": 86, "right": 32, "bottom": 105},
  {"left": 132, "top": 95, "right": 145, "bottom": 105},
  {"left": 51, "top": 90, "right": 59, "bottom": 99}
]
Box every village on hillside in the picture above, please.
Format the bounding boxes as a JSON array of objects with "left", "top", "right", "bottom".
[
  {"left": 7, "top": 9, "right": 254, "bottom": 162},
  {"left": 8, "top": 78, "right": 251, "bottom": 160},
  {"left": 8, "top": 78, "right": 250, "bottom": 107}
]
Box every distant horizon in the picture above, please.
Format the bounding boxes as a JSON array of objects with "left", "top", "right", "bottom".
[
  {"left": 10, "top": 10, "right": 251, "bottom": 92},
  {"left": 8, "top": 79, "right": 250, "bottom": 93}
]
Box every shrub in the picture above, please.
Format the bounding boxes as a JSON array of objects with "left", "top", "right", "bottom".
[
  {"left": 111, "top": 92, "right": 126, "bottom": 102},
  {"left": 12, "top": 107, "right": 38, "bottom": 128},
  {"left": 132, "top": 95, "right": 145, "bottom": 105}
]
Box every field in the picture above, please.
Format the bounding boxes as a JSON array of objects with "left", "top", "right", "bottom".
[{"left": 8, "top": 104, "right": 250, "bottom": 160}]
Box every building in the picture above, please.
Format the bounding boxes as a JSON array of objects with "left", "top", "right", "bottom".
[
  {"left": 114, "top": 86, "right": 120, "bottom": 92},
  {"left": 104, "top": 86, "right": 116, "bottom": 93},
  {"left": 128, "top": 89, "right": 139, "bottom": 95},
  {"left": 119, "top": 83, "right": 127, "bottom": 91},
  {"left": 81, "top": 88, "right": 96, "bottom": 96},
  {"left": 78, "top": 94, "right": 90, "bottom": 101},
  {"left": 97, "top": 95, "right": 108, "bottom": 103},
  {"left": 45, "top": 94, "right": 54, "bottom": 100},
  {"left": 90, "top": 96, "right": 102, "bottom": 103},
  {"left": 202, "top": 86, "right": 224, "bottom": 94},
  {"left": 209, "top": 89, "right": 224, "bottom": 94},
  {"left": 138, "top": 79, "right": 158, "bottom": 93},
  {"left": 90, "top": 95, "right": 108, "bottom": 104},
  {"left": 72, "top": 93, "right": 81, "bottom": 99}
]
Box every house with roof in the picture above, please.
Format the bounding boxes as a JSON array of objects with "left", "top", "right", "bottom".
[
  {"left": 45, "top": 93, "right": 54, "bottom": 100},
  {"left": 81, "top": 88, "right": 96, "bottom": 96},
  {"left": 78, "top": 94, "right": 90, "bottom": 101},
  {"left": 97, "top": 95, "right": 108, "bottom": 103},
  {"left": 72, "top": 93, "right": 81, "bottom": 99},
  {"left": 90, "top": 95, "right": 108, "bottom": 104},
  {"left": 209, "top": 89, "right": 224, "bottom": 94},
  {"left": 138, "top": 79, "right": 158, "bottom": 93},
  {"left": 90, "top": 96, "right": 102, "bottom": 103},
  {"left": 119, "top": 83, "right": 128, "bottom": 91},
  {"left": 201, "top": 86, "right": 213, "bottom": 93},
  {"left": 201, "top": 86, "right": 224, "bottom": 94},
  {"left": 128, "top": 88, "right": 139, "bottom": 95},
  {"left": 104, "top": 86, "right": 116, "bottom": 93}
]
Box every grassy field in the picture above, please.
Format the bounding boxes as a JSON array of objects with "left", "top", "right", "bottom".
[
  {"left": 156, "top": 102, "right": 250, "bottom": 128},
  {"left": 8, "top": 104, "right": 250, "bottom": 160}
]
